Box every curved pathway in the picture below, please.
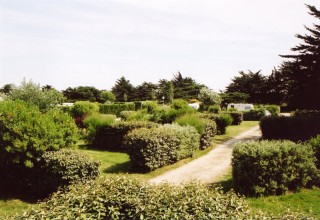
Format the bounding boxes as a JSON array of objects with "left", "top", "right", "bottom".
[{"left": 149, "top": 125, "right": 261, "bottom": 185}]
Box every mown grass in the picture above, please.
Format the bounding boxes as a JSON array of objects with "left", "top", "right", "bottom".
[
  {"left": 0, "top": 198, "right": 35, "bottom": 219},
  {"left": 248, "top": 188, "right": 320, "bottom": 218}
]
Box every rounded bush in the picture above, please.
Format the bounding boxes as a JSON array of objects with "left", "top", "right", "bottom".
[
  {"left": 124, "top": 124, "right": 199, "bottom": 172},
  {"left": 232, "top": 140, "right": 318, "bottom": 197}
]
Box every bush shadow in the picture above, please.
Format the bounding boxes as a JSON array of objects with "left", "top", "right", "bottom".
[{"left": 103, "top": 161, "right": 132, "bottom": 174}]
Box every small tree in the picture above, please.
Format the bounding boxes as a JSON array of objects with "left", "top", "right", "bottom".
[
  {"left": 100, "top": 91, "right": 116, "bottom": 103},
  {"left": 8, "top": 79, "right": 64, "bottom": 112},
  {"left": 198, "top": 87, "right": 222, "bottom": 107}
]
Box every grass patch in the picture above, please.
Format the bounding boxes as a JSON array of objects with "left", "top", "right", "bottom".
[
  {"left": 248, "top": 188, "right": 320, "bottom": 218},
  {"left": 0, "top": 198, "right": 35, "bottom": 219}
]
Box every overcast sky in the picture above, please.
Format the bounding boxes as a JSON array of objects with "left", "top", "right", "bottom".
[{"left": 0, "top": 0, "right": 318, "bottom": 91}]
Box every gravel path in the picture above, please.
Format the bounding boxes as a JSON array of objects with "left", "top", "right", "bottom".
[{"left": 149, "top": 125, "right": 261, "bottom": 185}]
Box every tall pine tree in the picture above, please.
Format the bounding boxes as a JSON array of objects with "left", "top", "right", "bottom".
[{"left": 280, "top": 4, "right": 320, "bottom": 109}]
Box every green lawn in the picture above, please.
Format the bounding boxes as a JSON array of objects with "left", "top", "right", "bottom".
[
  {"left": 248, "top": 188, "right": 320, "bottom": 218},
  {"left": 0, "top": 198, "right": 35, "bottom": 219}
]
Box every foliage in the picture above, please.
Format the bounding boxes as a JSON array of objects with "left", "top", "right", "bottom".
[
  {"left": 99, "top": 102, "right": 135, "bottom": 116},
  {"left": 89, "top": 121, "right": 158, "bottom": 151},
  {"left": 141, "top": 100, "right": 158, "bottom": 113},
  {"left": 260, "top": 113, "right": 320, "bottom": 142},
  {"left": 8, "top": 79, "right": 64, "bottom": 112},
  {"left": 232, "top": 140, "right": 318, "bottom": 197},
  {"left": 265, "top": 105, "right": 280, "bottom": 116},
  {"left": 225, "top": 70, "right": 268, "bottom": 104},
  {"left": 134, "top": 82, "right": 158, "bottom": 101},
  {"left": 62, "top": 86, "right": 101, "bottom": 102},
  {"left": 70, "top": 101, "right": 99, "bottom": 118},
  {"left": 175, "top": 114, "right": 216, "bottom": 149},
  {"left": 208, "top": 104, "right": 221, "bottom": 113},
  {"left": 171, "top": 98, "right": 189, "bottom": 109},
  {"left": 70, "top": 101, "right": 100, "bottom": 127},
  {"left": 100, "top": 90, "right": 116, "bottom": 103},
  {"left": 124, "top": 124, "right": 200, "bottom": 172},
  {"left": 111, "top": 76, "right": 135, "bottom": 102},
  {"left": 198, "top": 87, "right": 222, "bottom": 107},
  {"left": 227, "top": 112, "right": 243, "bottom": 125},
  {"left": 171, "top": 72, "right": 204, "bottom": 100},
  {"left": 19, "top": 176, "right": 268, "bottom": 219},
  {"left": 0, "top": 101, "right": 78, "bottom": 168},
  {"left": 307, "top": 135, "right": 320, "bottom": 169},
  {"left": 83, "top": 113, "right": 116, "bottom": 143},
  {"left": 199, "top": 113, "right": 232, "bottom": 135},
  {"left": 279, "top": 4, "right": 320, "bottom": 110},
  {"left": 243, "top": 109, "right": 266, "bottom": 121},
  {"left": 120, "top": 110, "right": 150, "bottom": 121},
  {"left": 33, "top": 149, "right": 100, "bottom": 197}
]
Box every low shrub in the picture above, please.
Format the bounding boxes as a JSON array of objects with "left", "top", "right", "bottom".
[
  {"left": 260, "top": 114, "right": 320, "bottom": 142},
  {"left": 308, "top": 135, "right": 320, "bottom": 170},
  {"left": 32, "top": 149, "right": 100, "bottom": 197},
  {"left": 124, "top": 124, "right": 199, "bottom": 172},
  {"left": 83, "top": 113, "right": 116, "bottom": 143},
  {"left": 0, "top": 149, "right": 100, "bottom": 198},
  {"left": 133, "top": 101, "right": 143, "bottom": 110},
  {"left": 161, "top": 107, "right": 195, "bottom": 123},
  {"left": 121, "top": 109, "right": 150, "bottom": 121},
  {"left": 232, "top": 140, "right": 318, "bottom": 197},
  {"left": 265, "top": 105, "right": 280, "bottom": 116},
  {"left": 119, "top": 110, "right": 136, "bottom": 120},
  {"left": 199, "top": 113, "right": 231, "bottom": 135},
  {"left": 243, "top": 109, "right": 266, "bottom": 121},
  {"left": 175, "top": 114, "right": 216, "bottom": 149},
  {"left": 224, "top": 111, "right": 243, "bottom": 125},
  {"left": 171, "top": 99, "right": 189, "bottom": 110},
  {"left": 208, "top": 105, "right": 221, "bottom": 113},
  {"left": 19, "top": 176, "right": 314, "bottom": 219},
  {"left": 90, "top": 121, "right": 158, "bottom": 151},
  {"left": 141, "top": 101, "right": 158, "bottom": 113},
  {"left": 99, "top": 102, "right": 135, "bottom": 116}
]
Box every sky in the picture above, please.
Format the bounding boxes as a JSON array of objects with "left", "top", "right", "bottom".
[{"left": 0, "top": 0, "right": 319, "bottom": 92}]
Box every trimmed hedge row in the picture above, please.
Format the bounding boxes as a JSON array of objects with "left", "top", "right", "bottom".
[
  {"left": 199, "top": 113, "right": 232, "bottom": 135},
  {"left": 243, "top": 109, "right": 266, "bottom": 121},
  {"left": 260, "top": 114, "right": 320, "bottom": 142},
  {"left": 99, "top": 102, "right": 135, "bottom": 116},
  {"left": 90, "top": 121, "right": 158, "bottom": 151},
  {"left": 232, "top": 140, "right": 318, "bottom": 197},
  {"left": 0, "top": 149, "right": 100, "bottom": 198},
  {"left": 175, "top": 114, "right": 216, "bottom": 149},
  {"left": 18, "top": 176, "right": 314, "bottom": 219},
  {"left": 222, "top": 111, "right": 243, "bottom": 125},
  {"left": 123, "top": 124, "right": 200, "bottom": 172}
]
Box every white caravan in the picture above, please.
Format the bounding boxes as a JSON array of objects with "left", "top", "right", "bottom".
[{"left": 227, "top": 103, "right": 254, "bottom": 111}]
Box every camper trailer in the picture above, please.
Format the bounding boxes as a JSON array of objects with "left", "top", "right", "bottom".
[{"left": 227, "top": 103, "right": 254, "bottom": 111}]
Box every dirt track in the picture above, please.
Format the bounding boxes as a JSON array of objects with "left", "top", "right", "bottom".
[{"left": 149, "top": 125, "right": 261, "bottom": 185}]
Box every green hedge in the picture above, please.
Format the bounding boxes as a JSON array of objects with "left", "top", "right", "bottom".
[
  {"left": 265, "top": 105, "right": 280, "bottom": 116},
  {"left": 18, "top": 176, "right": 314, "bottom": 219},
  {"left": 199, "top": 113, "right": 232, "bottom": 135},
  {"left": 308, "top": 135, "right": 320, "bottom": 170},
  {"left": 232, "top": 140, "right": 318, "bottom": 197},
  {"left": 243, "top": 109, "right": 266, "bottom": 121},
  {"left": 123, "top": 124, "right": 200, "bottom": 172},
  {"left": 222, "top": 111, "right": 243, "bottom": 125},
  {"left": 83, "top": 113, "right": 116, "bottom": 143},
  {"left": 0, "top": 149, "right": 100, "bottom": 198},
  {"left": 260, "top": 114, "right": 320, "bottom": 142},
  {"left": 99, "top": 102, "right": 135, "bottom": 116},
  {"left": 175, "top": 114, "right": 216, "bottom": 149},
  {"left": 90, "top": 121, "right": 158, "bottom": 151},
  {"left": 70, "top": 101, "right": 99, "bottom": 127}
]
